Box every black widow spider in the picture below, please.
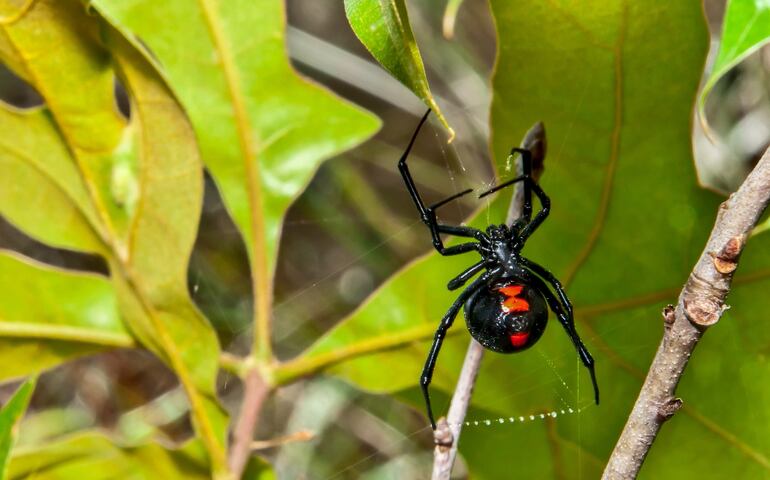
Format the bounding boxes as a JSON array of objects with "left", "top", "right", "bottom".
[{"left": 398, "top": 111, "right": 599, "bottom": 429}]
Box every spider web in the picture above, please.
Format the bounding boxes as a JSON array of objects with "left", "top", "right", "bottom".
[{"left": 182, "top": 114, "right": 615, "bottom": 480}]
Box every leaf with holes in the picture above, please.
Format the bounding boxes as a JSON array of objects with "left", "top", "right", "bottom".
[
  {"left": 344, "top": 0, "right": 453, "bottom": 137},
  {"left": 90, "top": 0, "right": 380, "bottom": 365},
  {"left": 0, "top": 377, "right": 34, "bottom": 480},
  {"left": 0, "top": 0, "right": 227, "bottom": 474},
  {"left": 280, "top": 1, "right": 770, "bottom": 477},
  {"left": 699, "top": 0, "right": 770, "bottom": 130}
]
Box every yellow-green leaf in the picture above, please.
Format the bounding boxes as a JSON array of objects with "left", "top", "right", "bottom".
[
  {"left": 105, "top": 27, "right": 220, "bottom": 396},
  {"left": 105, "top": 27, "right": 228, "bottom": 476},
  {"left": 91, "top": 0, "right": 381, "bottom": 362},
  {"left": 0, "top": 0, "right": 130, "bottom": 244},
  {"left": 0, "top": 1, "right": 227, "bottom": 473},
  {"left": 9, "top": 433, "right": 211, "bottom": 480},
  {"left": 0, "top": 104, "right": 105, "bottom": 254},
  {"left": 9, "top": 433, "right": 275, "bottom": 479},
  {"left": 0, "top": 251, "right": 130, "bottom": 382}
]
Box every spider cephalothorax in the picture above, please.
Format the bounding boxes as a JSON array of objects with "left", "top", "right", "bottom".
[
  {"left": 486, "top": 224, "right": 509, "bottom": 240},
  {"left": 398, "top": 110, "right": 599, "bottom": 429}
]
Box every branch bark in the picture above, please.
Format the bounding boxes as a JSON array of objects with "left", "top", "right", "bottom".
[
  {"left": 431, "top": 122, "right": 547, "bottom": 479},
  {"left": 229, "top": 367, "right": 271, "bottom": 478},
  {"left": 603, "top": 148, "right": 770, "bottom": 479}
]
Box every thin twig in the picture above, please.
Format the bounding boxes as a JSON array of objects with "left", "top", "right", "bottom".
[
  {"left": 250, "top": 430, "right": 315, "bottom": 450},
  {"left": 431, "top": 339, "right": 484, "bottom": 479},
  {"left": 431, "top": 122, "right": 547, "bottom": 479},
  {"left": 603, "top": 148, "right": 770, "bottom": 479},
  {"left": 229, "top": 367, "right": 271, "bottom": 477}
]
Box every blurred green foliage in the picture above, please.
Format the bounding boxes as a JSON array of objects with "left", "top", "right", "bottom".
[
  {"left": 0, "top": 378, "right": 34, "bottom": 479},
  {"left": 700, "top": 0, "right": 770, "bottom": 127}
]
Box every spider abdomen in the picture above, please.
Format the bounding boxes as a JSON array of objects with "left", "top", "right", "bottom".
[{"left": 464, "top": 280, "right": 548, "bottom": 354}]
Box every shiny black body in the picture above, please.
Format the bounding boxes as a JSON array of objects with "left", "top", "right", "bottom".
[
  {"left": 464, "top": 281, "right": 548, "bottom": 353},
  {"left": 399, "top": 111, "right": 599, "bottom": 429}
]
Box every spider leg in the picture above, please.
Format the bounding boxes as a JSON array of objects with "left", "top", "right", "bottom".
[
  {"left": 430, "top": 188, "right": 474, "bottom": 211},
  {"left": 521, "top": 261, "right": 599, "bottom": 405},
  {"left": 476, "top": 148, "right": 533, "bottom": 203},
  {"left": 477, "top": 174, "right": 528, "bottom": 199},
  {"left": 447, "top": 259, "right": 487, "bottom": 290},
  {"left": 517, "top": 179, "right": 550, "bottom": 243},
  {"left": 513, "top": 148, "right": 533, "bottom": 223},
  {"left": 398, "top": 110, "right": 433, "bottom": 220},
  {"left": 421, "top": 269, "right": 499, "bottom": 429},
  {"left": 426, "top": 215, "right": 486, "bottom": 256},
  {"left": 520, "top": 257, "right": 572, "bottom": 318},
  {"left": 477, "top": 149, "right": 550, "bottom": 243},
  {"left": 398, "top": 110, "right": 488, "bottom": 254},
  {"left": 437, "top": 242, "right": 483, "bottom": 256},
  {"left": 435, "top": 224, "right": 487, "bottom": 241}
]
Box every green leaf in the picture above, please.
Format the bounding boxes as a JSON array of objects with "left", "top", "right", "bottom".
[
  {"left": 0, "top": 105, "right": 105, "bottom": 254},
  {"left": 90, "top": 0, "right": 381, "bottom": 362},
  {"left": 0, "top": 377, "right": 35, "bottom": 480},
  {"left": 0, "top": 251, "right": 130, "bottom": 382},
  {"left": 286, "top": 1, "right": 770, "bottom": 477},
  {"left": 344, "top": 0, "right": 454, "bottom": 138},
  {"left": 0, "top": 0, "right": 131, "bottom": 244},
  {"left": 0, "top": 1, "right": 227, "bottom": 473},
  {"left": 12, "top": 407, "right": 275, "bottom": 479},
  {"left": 698, "top": 0, "right": 770, "bottom": 130},
  {"left": 8, "top": 433, "right": 275, "bottom": 479}
]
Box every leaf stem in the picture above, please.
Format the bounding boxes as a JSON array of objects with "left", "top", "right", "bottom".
[
  {"left": 0, "top": 322, "right": 134, "bottom": 347},
  {"left": 196, "top": 2, "right": 274, "bottom": 472},
  {"left": 273, "top": 323, "right": 461, "bottom": 386},
  {"left": 602, "top": 147, "right": 770, "bottom": 478},
  {"left": 220, "top": 351, "right": 247, "bottom": 377},
  {"left": 196, "top": 0, "right": 273, "bottom": 364}
]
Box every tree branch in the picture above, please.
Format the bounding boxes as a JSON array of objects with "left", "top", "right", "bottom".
[
  {"left": 431, "top": 122, "right": 547, "bottom": 479},
  {"left": 603, "top": 148, "right": 770, "bottom": 479}
]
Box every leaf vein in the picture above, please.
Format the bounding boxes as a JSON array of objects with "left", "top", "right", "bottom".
[{"left": 196, "top": 0, "right": 272, "bottom": 361}]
